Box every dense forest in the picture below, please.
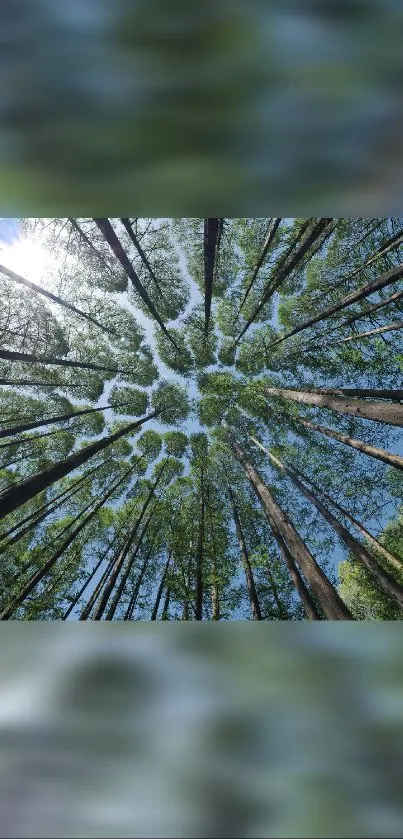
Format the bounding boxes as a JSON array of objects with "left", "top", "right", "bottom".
[{"left": 0, "top": 217, "right": 402, "bottom": 620}]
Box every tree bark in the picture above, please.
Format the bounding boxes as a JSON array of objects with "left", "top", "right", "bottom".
[
  {"left": 267, "top": 258, "right": 403, "bottom": 350},
  {"left": 93, "top": 218, "right": 177, "bottom": 348},
  {"left": 204, "top": 218, "right": 222, "bottom": 337},
  {"left": 62, "top": 538, "right": 117, "bottom": 619},
  {"left": 228, "top": 486, "right": 262, "bottom": 620},
  {"left": 151, "top": 550, "right": 172, "bottom": 620},
  {"left": 267, "top": 518, "right": 321, "bottom": 620},
  {"left": 120, "top": 218, "right": 163, "bottom": 297},
  {"left": 0, "top": 401, "right": 130, "bottom": 440},
  {"left": 92, "top": 469, "right": 164, "bottom": 620},
  {"left": 107, "top": 511, "right": 154, "bottom": 620},
  {"left": 229, "top": 435, "right": 353, "bottom": 620},
  {"left": 237, "top": 218, "right": 282, "bottom": 314},
  {"left": 295, "top": 415, "right": 403, "bottom": 473},
  {"left": 195, "top": 461, "right": 205, "bottom": 620},
  {"left": 0, "top": 464, "right": 134, "bottom": 620},
  {"left": 0, "top": 262, "right": 112, "bottom": 335},
  {"left": 262, "top": 446, "right": 403, "bottom": 610},
  {"left": 236, "top": 219, "right": 335, "bottom": 343},
  {"left": 290, "top": 387, "right": 403, "bottom": 402},
  {"left": 161, "top": 587, "right": 171, "bottom": 620},
  {"left": 330, "top": 319, "right": 403, "bottom": 346},
  {"left": 289, "top": 466, "right": 403, "bottom": 574},
  {"left": 0, "top": 410, "right": 157, "bottom": 521},
  {"left": 264, "top": 385, "right": 403, "bottom": 428},
  {"left": 0, "top": 348, "right": 125, "bottom": 376}
]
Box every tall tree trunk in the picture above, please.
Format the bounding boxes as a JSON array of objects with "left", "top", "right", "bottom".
[
  {"left": 68, "top": 218, "right": 116, "bottom": 276},
  {"left": 0, "top": 348, "right": 125, "bottom": 376},
  {"left": 265, "top": 559, "right": 288, "bottom": 619},
  {"left": 123, "top": 537, "right": 154, "bottom": 621},
  {"left": 327, "top": 224, "right": 403, "bottom": 294},
  {"left": 204, "top": 218, "right": 222, "bottom": 337},
  {"left": 151, "top": 550, "right": 172, "bottom": 620},
  {"left": 267, "top": 518, "right": 321, "bottom": 620},
  {"left": 195, "top": 461, "right": 205, "bottom": 620},
  {"left": 91, "top": 469, "right": 164, "bottom": 620},
  {"left": 290, "top": 466, "right": 403, "bottom": 574},
  {"left": 0, "top": 464, "right": 134, "bottom": 620},
  {"left": 107, "top": 511, "right": 155, "bottom": 620},
  {"left": 305, "top": 287, "right": 403, "bottom": 350},
  {"left": 0, "top": 262, "right": 112, "bottom": 335},
  {"left": 93, "top": 218, "right": 177, "bottom": 348},
  {"left": 262, "top": 446, "right": 403, "bottom": 610},
  {"left": 267, "top": 258, "right": 403, "bottom": 350},
  {"left": 0, "top": 429, "right": 67, "bottom": 450},
  {"left": 0, "top": 461, "right": 104, "bottom": 547},
  {"left": 237, "top": 218, "right": 282, "bottom": 314},
  {"left": 0, "top": 410, "right": 157, "bottom": 521},
  {"left": 228, "top": 486, "right": 262, "bottom": 620},
  {"left": 79, "top": 535, "right": 129, "bottom": 621},
  {"left": 120, "top": 218, "right": 163, "bottom": 297},
  {"left": 228, "top": 435, "right": 353, "bottom": 620},
  {"left": 62, "top": 538, "right": 117, "bottom": 620},
  {"left": 182, "top": 556, "right": 192, "bottom": 620},
  {"left": 236, "top": 219, "right": 335, "bottom": 343},
  {"left": 330, "top": 319, "right": 403, "bottom": 346},
  {"left": 288, "top": 387, "right": 403, "bottom": 402},
  {"left": 210, "top": 557, "right": 220, "bottom": 621},
  {"left": 161, "top": 587, "right": 171, "bottom": 620},
  {"left": 0, "top": 378, "right": 68, "bottom": 388},
  {"left": 264, "top": 385, "right": 403, "bottom": 428},
  {"left": 0, "top": 401, "right": 130, "bottom": 440},
  {"left": 295, "top": 415, "right": 403, "bottom": 473}
]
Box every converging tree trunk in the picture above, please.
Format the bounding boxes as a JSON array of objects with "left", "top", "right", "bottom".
[
  {"left": 295, "top": 416, "right": 403, "bottom": 473},
  {"left": 120, "top": 218, "right": 163, "bottom": 297},
  {"left": 195, "top": 461, "right": 205, "bottom": 620},
  {"left": 0, "top": 410, "right": 158, "bottom": 521},
  {"left": 228, "top": 486, "right": 262, "bottom": 620},
  {"left": 0, "top": 348, "right": 125, "bottom": 376},
  {"left": 107, "top": 511, "right": 155, "bottom": 620},
  {"left": 237, "top": 218, "right": 282, "bottom": 314},
  {"left": 94, "top": 218, "right": 177, "bottom": 347},
  {"left": 151, "top": 550, "right": 172, "bottom": 620},
  {"left": 0, "top": 401, "right": 131, "bottom": 440},
  {"left": 264, "top": 385, "right": 403, "bottom": 428},
  {"left": 0, "top": 262, "right": 112, "bottom": 335},
  {"left": 204, "top": 218, "right": 223, "bottom": 337},
  {"left": 0, "top": 465, "right": 134, "bottom": 620},
  {"left": 228, "top": 435, "right": 353, "bottom": 620},
  {"left": 260, "top": 446, "right": 403, "bottom": 610},
  {"left": 267, "top": 259, "right": 403, "bottom": 350}
]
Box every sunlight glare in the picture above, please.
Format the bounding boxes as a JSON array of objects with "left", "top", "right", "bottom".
[{"left": 0, "top": 237, "right": 56, "bottom": 287}]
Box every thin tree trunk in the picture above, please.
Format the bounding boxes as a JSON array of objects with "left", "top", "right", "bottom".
[
  {"left": 265, "top": 560, "right": 288, "bottom": 619},
  {"left": 0, "top": 464, "right": 134, "bottom": 620},
  {"left": 262, "top": 447, "right": 403, "bottom": 609},
  {"left": 295, "top": 415, "right": 403, "bottom": 473},
  {"left": 204, "top": 218, "right": 222, "bottom": 337},
  {"left": 92, "top": 469, "right": 164, "bottom": 620},
  {"left": 236, "top": 219, "right": 335, "bottom": 343},
  {"left": 301, "top": 287, "right": 403, "bottom": 352},
  {"left": 161, "top": 587, "right": 171, "bottom": 620},
  {"left": 120, "top": 218, "right": 163, "bottom": 297},
  {"left": 267, "top": 258, "right": 403, "bottom": 350},
  {"left": 264, "top": 385, "right": 403, "bottom": 428},
  {"left": 0, "top": 379, "right": 66, "bottom": 388},
  {"left": 237, "top": 218, "right": 282, "bottom": 314},
  {"left": 62, "top": 538, "right": 117, "bottom": 620},
  {"left": 79, "top": 537, "right": 128, "bottom": 621},
  {"left": 123, "top": 535, "right": 155, "bottom": 621},
  {"left": 0, "top": 428, "right": 67, "bottom": 450},
  {"left": 0, "top": 348, "right": 125, "bottom": 376},
  {"left": 330, "top": 319, "right": 403, "bottom": 346},
  {"left": 289, "top": 467, "right": 403, "bottom": 574},
  {"left": 0, "top": 262, "right": 112, "bottom": 335},
  {"left": 0, "top": 401, "right": 130, "bottom": 440},
  {"left": 107, "top": 511, "right": 154, "bottom": 620},
  {"left": 68, "top": 218, "right": 115, "bottom": 276},
  {"left": 93, "top": 218, "right": 177, "bottom": 348},
  {"left": 151, "top": 550, "right": 172, "bottom": 620},
  {"left": 0, "top": 461, "right": 104, "bottom": 546},
  {"left": 0, "top": 410, "right": 157, "bottom": 521},
  {"left": 195, "top": 461, "right": 205, "bottom": 620},
  {"left": 267, "top": 518, "right": 321, "bottom": 620},
  {"left": 327, "top": 225, "right": 403, "bottom": 294},
  {"left": 229, "top": 435, "right": 353, "bottom": 620},
  {"left": 182, "top": 556, "right": 192, "bottom": 620},
  {"left": 228, "top": 486, "right": 262, "bottom": 620}
]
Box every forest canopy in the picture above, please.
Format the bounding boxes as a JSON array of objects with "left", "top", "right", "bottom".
[{"left": 0, "top": 217, "right": 402, "bottom": 620}]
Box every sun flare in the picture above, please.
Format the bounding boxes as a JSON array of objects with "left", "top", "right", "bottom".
[{"left": 0, "top": 236, "right": 55, "bottom": 287}]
